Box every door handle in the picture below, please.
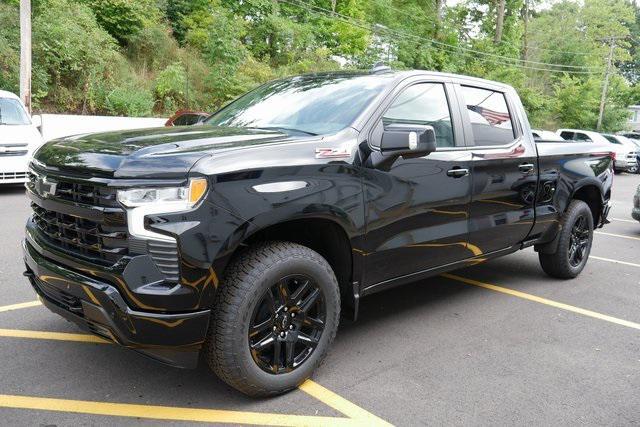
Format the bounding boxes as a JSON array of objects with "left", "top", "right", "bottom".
[
  {"left": 518, "top": 163, "right": 535, "bottom": 173},
  {"left": 446, "top": 168, "right": 469, "bottom": 178}
]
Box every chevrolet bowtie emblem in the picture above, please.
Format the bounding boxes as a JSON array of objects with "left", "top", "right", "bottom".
[{"left": 35, "top": 174, "right": 57, "bottom": 198}]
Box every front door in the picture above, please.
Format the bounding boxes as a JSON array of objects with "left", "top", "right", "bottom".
[{"left": 363, "top": 81, "right": 474, "bottom": 287}]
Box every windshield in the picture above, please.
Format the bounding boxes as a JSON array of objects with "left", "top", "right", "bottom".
[
  {"left": 0, "top": 98, "right": 30, "bottom": 125},
  {"left": 205, "top": 74, "right": 390, "bottom": 135}
]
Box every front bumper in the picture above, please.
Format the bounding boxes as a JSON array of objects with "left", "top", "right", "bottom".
[
  {"left": 614, "top": 159, "right": 637, "bottom": 171},
  {"left": 0, "top": 154, "right": 30, "bottom": 183},
  {"left": 23, "top": 239, "right": 210, "bottom": 368}
]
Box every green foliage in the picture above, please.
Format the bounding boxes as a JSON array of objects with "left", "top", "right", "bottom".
[
  {"left": 1, "top": 0, "right": 638, "bottom": 131},
  {"left": 105, "top": 86, "right": 154, "bottom": 116},
  {"left": 78, "top": 0, "right": 154, "bottom": 45},
  {"left": 154, "top": 63, "right": 187, "bottom": 111},
  {"left": 32, "top": 0, "right": 120, "bottom": 111},
  {"left": 0, "top": 2, "right": 20, "bottom": 93}
]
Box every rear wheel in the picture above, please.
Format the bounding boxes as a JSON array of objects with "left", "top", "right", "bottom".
[
  {"left": 539, "top": 200, "right": 594, "bottom": 279},
  {"left": 204, "top": 241, "right": 340, "bottom": 396}
]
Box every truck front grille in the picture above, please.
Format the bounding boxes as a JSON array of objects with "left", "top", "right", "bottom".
[
  {"left": 27, "top": 170, "right": 180, "bottom": 282},
  {"left": 31, "top": 203, "right": 129, "bottom": 264},
  {"left": 27, "top": 172, "right": 120, "bottom": 208}
]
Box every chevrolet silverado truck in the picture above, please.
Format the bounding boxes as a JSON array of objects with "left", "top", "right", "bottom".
[{"left": 23, "top": 69, "right": 613, "bottom": 396}]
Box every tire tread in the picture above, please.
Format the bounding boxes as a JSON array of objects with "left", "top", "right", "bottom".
[{"left": 204, "top": 241, "right": 340, "bottom": 397}]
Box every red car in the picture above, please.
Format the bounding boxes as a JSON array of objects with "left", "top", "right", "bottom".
[{"left": 165, "top": 110, "right": 210, "bottom": 127}]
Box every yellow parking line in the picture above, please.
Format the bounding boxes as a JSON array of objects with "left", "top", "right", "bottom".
[
  {"left": 595, "top": 231, "right": 640, "bottom": 241},
  {"left": 591, "top": 255, "right": 640, "bottom": 268},
  {"left": 441, "top": 273, "right": 640, "bottom": 330},
  {"left": 0, "top": 332, "right": 391, "bottom": 425},
  {"left": 0, "top": 394, "right": 357, "bottom": 426},
  {"left": 0, "top": 328, "right": 108, "bottom": 344},
  {"left": 300, "top": 380, "right": 393, "bottom": 426},
  {"left": 0, "top": 301, "right": 41, "bottom": 313}
]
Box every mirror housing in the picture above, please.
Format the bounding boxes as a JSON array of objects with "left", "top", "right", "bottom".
[
  {"left": 31, "top": 114, "right": 42, "bottom": 133},
  {"left": 379, "top": 123, "right": 436, "bottom": 158}
]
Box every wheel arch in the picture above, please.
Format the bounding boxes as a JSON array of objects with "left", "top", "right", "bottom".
[
  {"left": 535, "top": 181, "right": 604, "bottom": 255},
  {"left": 570, "top": 182, "right": 604, "bottom": 225},
  {"left": 212, "top": 210, "right": 360, "bottom": 318}
]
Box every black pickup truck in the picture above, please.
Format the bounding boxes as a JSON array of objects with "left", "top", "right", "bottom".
[{"left": 23, "top": 68, "right": 613, "bottom": 396}]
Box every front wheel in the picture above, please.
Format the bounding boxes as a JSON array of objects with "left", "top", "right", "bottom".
[
  {"left": 539, "top": 200, "right": 594, "bottom": 279},
  {"left": 628, "top": 163, "right": 639, "bottom": 174},
  {"left": 204, "top": 241, "right": 340, "bottom": 396}
]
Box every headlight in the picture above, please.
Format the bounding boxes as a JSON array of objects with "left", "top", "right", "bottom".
[
  {"left": 117, "top": 178, "right": 208, "bottom": 242},
  {"left": 117, "top": 178, "right": 208, "bottom": 209}
]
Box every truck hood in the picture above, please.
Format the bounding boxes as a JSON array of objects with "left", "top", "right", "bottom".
[{"left": 33, "top": 125, "right": 293, "bottom": 179}]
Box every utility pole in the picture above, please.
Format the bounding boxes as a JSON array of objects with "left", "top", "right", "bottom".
[
  {"left": 494, "top": 0, "right": 506, "bottom": 44},
  {"left": 597, "top": 37, "right": 624, "bottom": 131},
  {"left": 522, "top": 0, "right": 530, "bottom": 61},
  {"left": 20, "top": 0, "right": 32, "bottom": 114}
]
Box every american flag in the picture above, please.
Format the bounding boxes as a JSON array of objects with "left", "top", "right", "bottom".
[{"left": 468, "top": 105, "right": 511, "bottom": 126}]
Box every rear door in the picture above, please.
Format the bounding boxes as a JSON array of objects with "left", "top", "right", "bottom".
[
  {"left": 456, "top": 83, "right": 538, "bottom": 255},
  {"left": 363, "top": 78, "right": 474, "bottom": 286}
]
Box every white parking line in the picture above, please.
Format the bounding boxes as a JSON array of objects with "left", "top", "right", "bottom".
[
  {"left": 591, "top": 256, "right": 640, "bottom": 269},
  {"left": 610, "top": 217, "right": 637, "bottom": 224},
  {"left": 595, "top": 231, "right": 640, "bottom": 241}
]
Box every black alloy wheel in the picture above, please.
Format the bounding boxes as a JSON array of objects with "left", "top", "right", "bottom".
[
  {"left": 249, "top": 274, "right": 326, "bottom": 374},
  {"left": 538, "top": 199, "right": 593, "bottom": 279},
  {"left": 568, "top": 215, "right": 590, "bottom": 267},
  {"left": 205, "top": 241, "right": 340, "bottom": 396}
]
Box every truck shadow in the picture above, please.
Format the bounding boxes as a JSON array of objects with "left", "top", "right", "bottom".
[{"left": 0, "top": 184, "right": 26, "bottom": 195}]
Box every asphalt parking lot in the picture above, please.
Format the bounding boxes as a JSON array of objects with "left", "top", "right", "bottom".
[{"left": 1, "top": 173, "right": 639, "bottom": 426}]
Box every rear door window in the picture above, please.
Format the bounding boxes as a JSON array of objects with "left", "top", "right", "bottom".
[{"left": 459, "top": 86, "right": 515, "bottom": 146}]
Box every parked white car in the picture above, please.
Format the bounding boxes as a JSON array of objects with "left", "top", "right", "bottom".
[
  {"left": 557, "top": 128, "right": 638, "bottom": 173},
  {"left": 602, "top": 134, "right": 640, "bottom": 174},
  {"left": 532, "top": 129, "right": 565, "bottom": 141},
  {"left": 0, "top": 90, "right": 43, "bottom": 184}
]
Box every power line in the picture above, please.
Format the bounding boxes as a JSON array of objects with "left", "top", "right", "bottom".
[
  {"left": 282, "top": 0, "right": 603, "bottom": 75},
  {"left": 284, "top": 0, "right": 602, "bottom": 72},
  {"left": 496, "top": 37, "right": 595, "bottom": 56}
]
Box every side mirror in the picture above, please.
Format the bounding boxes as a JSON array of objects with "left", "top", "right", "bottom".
[
  {"left": 31, "top": 114, "right": 42, "bottom": 133},
  {"left": 379, "top": 123, "right": 437, "bottom": 158}
]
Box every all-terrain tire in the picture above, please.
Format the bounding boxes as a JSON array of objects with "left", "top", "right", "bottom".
[
  {"left": 204, "top": 241, "right": 340, "bottom": 397},
  {"left": 539, "top": 200, "right": 594, "bottom": 279}
]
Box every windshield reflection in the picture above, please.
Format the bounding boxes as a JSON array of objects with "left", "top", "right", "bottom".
[{"left": 205, "top": 74, "right": 390, "bottom": 135}]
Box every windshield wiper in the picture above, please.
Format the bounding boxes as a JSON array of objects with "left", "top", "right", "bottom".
[{"left": 253, "top": 126, "right": 318, "bottom": 136}]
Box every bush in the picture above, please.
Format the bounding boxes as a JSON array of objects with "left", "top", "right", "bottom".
[
  {"left": 154, "top": 63, "right": 187, "bottom": 110},
  {"left": 105, "top": 86, "right": 155, "bottom": 116},
  {"left": 32, "top": 0, "right": 120, "bottom": 112}
]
